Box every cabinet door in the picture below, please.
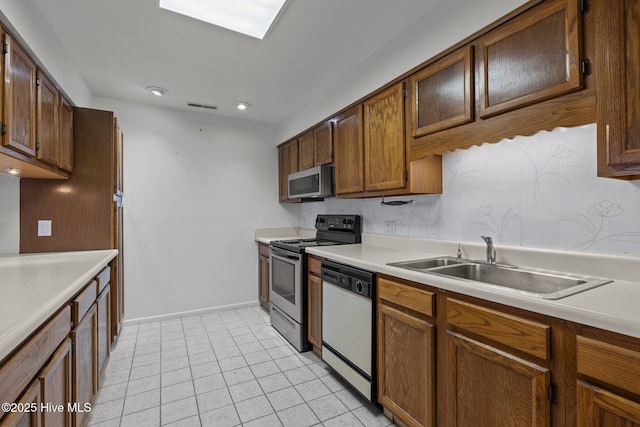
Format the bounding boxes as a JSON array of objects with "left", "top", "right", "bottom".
[
  {"left": 97, "top": 285, "right": 111, "bottom": 383},
  {"left": 477, "top": 0, "right": 582, "bottom": 118},
  {"left": 35, "top": 71, "right": 59, "bottom": 167},
  {"left": 71, "top": 304, "right": 97, "bottom": 427},
  {"left": 446, "top": 331, "right": 550, "bottom": 427},
  {"left": 1, "top": 379, "right": 41, "bottom": 427},
  {"left": 334, "top": 105, "right": 364, "bottom": 194},
  {"left": 39, "top": 338, "right": 72, "bottom": 427},
  {"left": 313, "top": 120, "right": 333, "bottom": 166},
  {"left": 596, "top": 0, "right": 640, "bottom": 177},
  {"left": 307, "top": 274, "right": 322, "bottom": 349},
  {"left": 3, "top": 34, "right": 37, "bottom": 157},
  {"left": 258, "top": 244, "right": 270, "bottom": 310},
  {"left": 298, "top": 131, "right": 314, "bottom": 170},
  {"left": 410, "top": 46, "right": 474, "bottom": 138},
  {"left": 378, "top": 304, "right": 434, "bottom": 427},
  {"left": 57, "top": 97, "right": 73, "bottom": 172},
  {"left": 364, "top": 82, "right": 406, "bottom": 191},
  {"left": 577, "top": 380, "right": 640, "bottom": 427}
]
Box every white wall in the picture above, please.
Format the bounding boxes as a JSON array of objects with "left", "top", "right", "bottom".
[
  {"left": 299, "top": 125, "right": 640, "bottom": 257},
  {"left": 93, "top": 97, "right": 298, "bottom": 321},
  {"left": 0, "top": 174, "right": 19, "bottom": 254}
]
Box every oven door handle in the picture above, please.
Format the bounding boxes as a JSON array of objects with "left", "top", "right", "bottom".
[{"left": 270, "top": 247, "right": 301, "bottom": 261}]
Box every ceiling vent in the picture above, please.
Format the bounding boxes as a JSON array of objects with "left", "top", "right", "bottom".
[{"left": 187, "top": 102, "right": 218, "bottom": 111}]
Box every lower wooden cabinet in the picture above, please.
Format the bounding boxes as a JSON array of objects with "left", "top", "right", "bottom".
[
  {"left": 377, "top": 276, "right": 435, "bottom": 427},
  {"left": 577, "top": 334, "right": 640, "bottom": 426},
  {"left": 307, "top": 255, "right": 322, "bottom": 354},
  {"left": 1, "top": 379, "right": 42, "bottom": 427},
  {"left": 258, "top": 243, "right": 270, "bottom": 310},
  {"left": 96, "top": 284, "right": 111, "bottom": 382},
  {"left": 39, "top": 338, "right": 72, "bottom": 427},
  {"left": 71, "top": 303, "right": 97, "bottom": 427},
  {"left": 446, "top": 331, "right": 550, "bottom": 427}
]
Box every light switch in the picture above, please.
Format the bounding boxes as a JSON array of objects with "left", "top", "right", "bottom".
[{"left": 38, "top": 220, "right": 52, "bottom": 237}]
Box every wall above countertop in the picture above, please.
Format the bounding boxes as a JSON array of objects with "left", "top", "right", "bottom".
[{"left": 300, "top": 124, "right": 640, "bottom": 257}]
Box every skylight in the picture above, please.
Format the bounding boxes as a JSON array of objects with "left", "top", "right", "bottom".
[{"left": 158, "top": 0, "right": 287, "bottom": 39}]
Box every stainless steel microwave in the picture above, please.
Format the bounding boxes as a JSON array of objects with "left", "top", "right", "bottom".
[{"left": 288, "top": 164, "right": 335, "bottom": 198}]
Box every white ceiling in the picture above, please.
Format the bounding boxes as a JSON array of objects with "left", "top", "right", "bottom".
[{"left": 32, "top": 0, "right": 445, "bottom": 124}]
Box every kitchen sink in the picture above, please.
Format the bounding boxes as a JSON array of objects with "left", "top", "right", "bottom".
[
  {"left": 387, "top": 256, "right": 466, "bottom": 271},
  {"left": 387, "top": 258, "right": 612, "bottom": 299}
]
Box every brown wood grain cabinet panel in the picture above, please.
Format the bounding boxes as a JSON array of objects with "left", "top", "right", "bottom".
[
  {"left": 39, "top": 338, "right": 72, "bottom": 427},
  {"left": 72, "top": 281, "right": 97, "bottom": 326},
  {"left": 378, "top": 277, "right": 434, "bottom": 317},
  {"left": 277, "top": 140, "right": 300, "bottom": 202},
  {"left": 313, "top": 120, "right": 333, "bottom": 165},
  {"left": 71, "top": 303, "right": 97, "bottom": 427},
  {"left": 378, "top": 304, "right": 434, "bottom": 427},
  {"left": 307, "top": 273, "right": 322, "bottom": 350},
  {"left": 410, "top": 45, "right": 474, "bottom": 137},
  {"left": 446, "top": 331, "right": 550, "bottom": 427},
  {"left": 447, "top": 298, "right": 550, "bottom": 361},
  {"left": 35, "top": 71, "right": 59, "bottom": 167},
  {"left": 1, "top": 379, "right": 41, "bottom": 427},
  {"left": 258, "top": 243, "right": 270, "bottom": 310},
  {"left": 577, "top": 380, "right": 640, "bottom": 427},
  {"left": 307, "top": 255, "right": 322, "bottom": 276},
  {"left": 577, "top": 335, "right": 640, "bottom": 397},
  {"left": 57, "top": 97, "right": 73, "bottom": 172},
  {"left": 97, "top": 285, "right": 111, "bottom": 384},
  {"left": 0, "top": 306, "right": 70, "bottom": 409},
  {"left": 477, "top": 0, "right": 582, "bottom": 118},
  {"left": 596, "top": 0, "right": 640, "bottom": 178},
  {"left": 298, "top": 131, "right": 314, "bottom": 170},
  {"left": 334, "top": 105, "right": 364, "bottom": 194},
  {"left": 3, "top": 34, "right": 37, "bottom": 157},
  {"left": 363, "top": 82, "right": 406, "bottom": 191}
]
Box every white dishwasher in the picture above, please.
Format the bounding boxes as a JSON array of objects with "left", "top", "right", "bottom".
[{"left": 321, "top": 259, "right": 376, "bottom": 402}]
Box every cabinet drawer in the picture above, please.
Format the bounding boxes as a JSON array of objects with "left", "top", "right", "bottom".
[
  {"left": 308, "top": 255, "right": 322, "bottom": 276},
  {"left": 96, "top": 266, "right": 111, "bottom": 294},
  {"left": 379, "top": 277, "right": 434, "bottom": 317},
  {"left": 0, "top": 305, "right": 70, "bottom": 407},
  {"left": 73, "top": 280, "right": 97, "bottom": 325},
  {"left": 258, "top": 243, "right": 270, "bottom": 258},
  {"left": 577, "top": 336, "right": 640, "bottom": 396},
  {"left": 447, "top": 299, "right": 549, "bottom": 360}
]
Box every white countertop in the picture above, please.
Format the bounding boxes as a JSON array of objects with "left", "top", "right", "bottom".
[
  {"left": 254, "top": 227, "right": 315, "bottom": 244},
  {"left": 304, "top": 233, "right": 640, "bottom": 340},
  {"left": 0, "top": 250, "right": 118, "bottom": 363}
]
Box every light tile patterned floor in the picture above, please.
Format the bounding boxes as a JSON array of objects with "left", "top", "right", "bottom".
[{"left": 88, "top": 306, "right": 394, "bottom": 426}]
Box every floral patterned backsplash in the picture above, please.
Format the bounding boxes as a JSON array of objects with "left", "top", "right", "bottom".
[{"left": 298, "top": 124, "right": 640, "bottom": 257}]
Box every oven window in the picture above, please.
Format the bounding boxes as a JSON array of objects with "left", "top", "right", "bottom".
[
  {"left": 289, "top": 173, "right": 319, "bottom": 196},
  {"left": 272, "top": 256, "right": 296, "bottom": 304}
]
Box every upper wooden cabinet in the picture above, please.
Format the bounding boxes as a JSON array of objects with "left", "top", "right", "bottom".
[
  {"left": 477, "top": 0, "right": 582, "bottom": 118},
  {"left": 3, "top": 33, "right": 37, "bottom": 157},
  {"left": 596, "top": 0, "right": 640, "bottom": 178},
  {"left": 313, "top": 120, "right": 333, "bottom": 165},
  {"left": 409, "top": 46, "right": 474, "bottom": 138},
  {"left": 334, "top": 105, "right": 365, "bottom": 195},
  {"left": 364, "top": 82, "right": 407, "bottom": 192},
  {"left": 277, "top": 139, "right": 299, "bottom": 202},
  {"left": 36, "top": 71, "right": 59, "bottom": 167},
  {"left": 298, "top": 130, "right": 314, "bottom": 170},
  {"left": 58, "top": 96, "right": 73, "bottom": 172}
]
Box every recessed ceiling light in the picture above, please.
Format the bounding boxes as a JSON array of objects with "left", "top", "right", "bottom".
[
  {"left": 158, "top": 0, "right": 287, "bottom": 39},
  {"left": 4, "top": 167, "right": 21, "bottom": 175},
  {"left": 236, "top": 101, "right": 250, "bottom": 111},
  {"left": 146, "top": 86, "right": 168, "bottom": 96}
]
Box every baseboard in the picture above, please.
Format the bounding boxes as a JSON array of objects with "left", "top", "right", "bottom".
[{"left": 122, "top": 300, "right": 260, "bottom": 326}]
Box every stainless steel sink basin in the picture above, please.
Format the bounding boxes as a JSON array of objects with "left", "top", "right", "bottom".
[
  {"left": 387, "top": 259, "right": 612, "bottom": 299},
  {"left": 387, "top": 256, "right": 466, "bottom": 271}
]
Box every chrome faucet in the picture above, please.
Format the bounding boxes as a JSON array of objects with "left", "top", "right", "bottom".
[{"left": 481, "top": 236, "right": 496, "bottom": 264}]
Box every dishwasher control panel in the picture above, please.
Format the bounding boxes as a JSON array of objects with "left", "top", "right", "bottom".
[{"left": 321, "top": 259, "right": 374, "bottom": 299}]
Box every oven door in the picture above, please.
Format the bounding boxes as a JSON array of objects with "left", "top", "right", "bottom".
[{"left": 269, "top": 246, "right": 303, "bottom": 323}]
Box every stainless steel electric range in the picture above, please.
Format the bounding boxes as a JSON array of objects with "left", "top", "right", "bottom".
[{"left": 269, "top": 214, "right": 362, "bottom": 352}]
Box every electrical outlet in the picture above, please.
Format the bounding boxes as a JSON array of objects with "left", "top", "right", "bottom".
[
  {"left": 385, "top": 220, "right": 396, "bottom": 235},
  {"left": 38, "top": 220, "right": 52, "bottom": 237}
]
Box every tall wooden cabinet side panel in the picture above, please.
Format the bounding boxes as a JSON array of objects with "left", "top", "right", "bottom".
[{"left": 20, "top": 108, "right": 116, "bottom": 252}]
